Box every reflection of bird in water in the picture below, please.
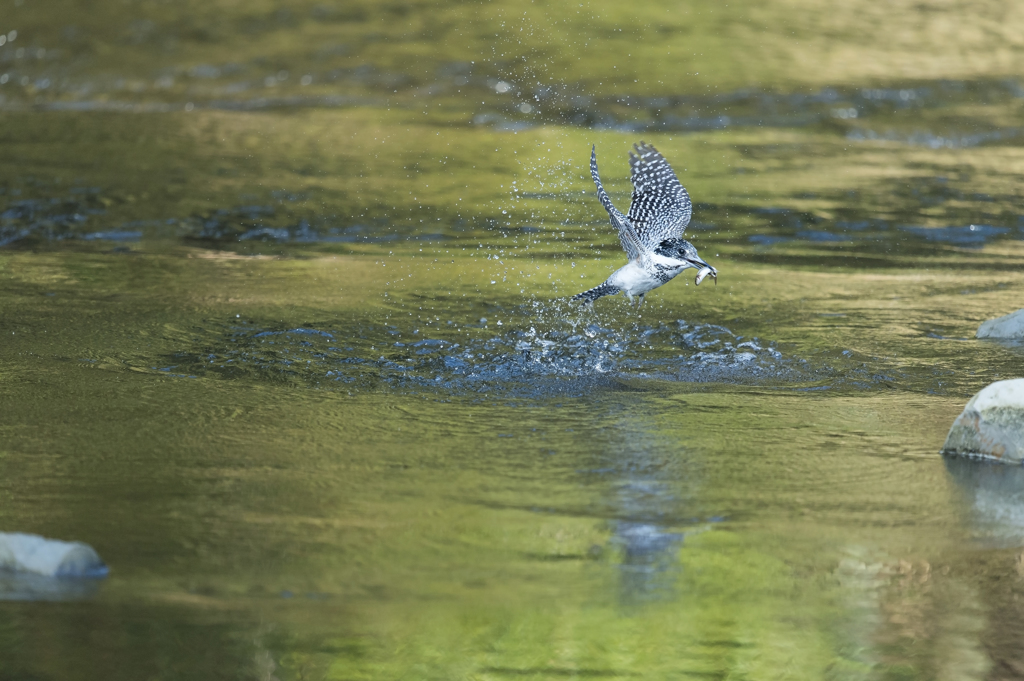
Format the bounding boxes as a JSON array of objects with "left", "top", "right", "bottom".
[{"left": 574, "top": 142, "right": 717, "bottom": 307}]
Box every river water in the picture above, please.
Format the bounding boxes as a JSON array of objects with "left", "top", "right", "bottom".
[{"left": 2, "top": 1, "right": 1024, "bottom": 679}]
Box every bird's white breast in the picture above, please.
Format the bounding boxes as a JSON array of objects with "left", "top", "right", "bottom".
[{"left": 607, "top": 261, "right": 664, "bottom": 297}]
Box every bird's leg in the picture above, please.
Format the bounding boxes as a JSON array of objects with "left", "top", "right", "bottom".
[{"left": 638, "top": 294, "right": 646, "bottom": 308}]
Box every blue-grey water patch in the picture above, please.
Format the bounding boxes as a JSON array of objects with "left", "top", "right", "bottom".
[{"left": 899, "top": 224, "right": 1009, "bottom": 246}]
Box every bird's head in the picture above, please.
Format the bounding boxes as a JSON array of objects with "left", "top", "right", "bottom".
[{"left": 659, "top": 236, "right": 716, "bottom": 278}]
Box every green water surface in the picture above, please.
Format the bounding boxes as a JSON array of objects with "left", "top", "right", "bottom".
[{"left": 2, "top": 1, "right": 1024, "bottom": 679}]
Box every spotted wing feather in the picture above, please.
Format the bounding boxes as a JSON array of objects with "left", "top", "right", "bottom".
[
  {"left": 591, "top": 146, "right": 642, "bottom": 261},
  {"left": 627, "top": 142, "right": 692, "bottom": 248}
]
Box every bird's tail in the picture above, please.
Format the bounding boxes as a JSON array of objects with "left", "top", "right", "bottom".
[{"left": 572, "top": 282, "right": 620, "bottom": 304}]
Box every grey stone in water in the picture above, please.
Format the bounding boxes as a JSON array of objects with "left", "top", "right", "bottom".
[
  {"left": 0, "top": 570, "right": 105, "bottom": 601},
  {"left": 0, "top": 532, "right": 108, "bottom": 578},
  {"left": 977, "top": 308, "right": 1024, "bottom": 339},
  {"left": 942, "top": 379, "right": 1024, "bottom": 463}
]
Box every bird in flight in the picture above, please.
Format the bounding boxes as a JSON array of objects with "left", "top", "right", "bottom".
[{"left": 573, "top": 142, "right": 716, "bottom": 306}]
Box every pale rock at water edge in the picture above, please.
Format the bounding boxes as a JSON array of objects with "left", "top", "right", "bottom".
[
  {"left": 0, "top": 532, "right": 108, "bottom": 578},
  {"left": 977, "top": 309, "right": 1024, "bottom": 339},
  {"left": 942, "top": 379, "right": 1024, "bottom": 463}
]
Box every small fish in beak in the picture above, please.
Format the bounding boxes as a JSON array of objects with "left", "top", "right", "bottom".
[{"left": 695, "top": 265, "right": 717, "bottom": 286}]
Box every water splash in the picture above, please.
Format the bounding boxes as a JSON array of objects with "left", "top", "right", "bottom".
[{"left": 160, "top": 303, "right": 819, "bottom": 397}]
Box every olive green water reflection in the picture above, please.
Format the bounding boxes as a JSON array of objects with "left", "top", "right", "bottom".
[
  {"left": 2, "top": 247, "right": 1023, "bottom": 680},
  {"left": 4, "top": 0, "right": 1024, "bottom": 679}
]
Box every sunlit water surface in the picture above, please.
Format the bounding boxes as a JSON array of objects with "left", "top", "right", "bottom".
[{"left": 3, "top": 2, "right": 1024, "bottom": 680}]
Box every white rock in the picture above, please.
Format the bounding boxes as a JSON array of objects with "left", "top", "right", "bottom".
[
  {"left": 977, "top": 309, "right": 1024, "bottom": 339},
  {"left": 942, "top": 379, "right": 1024, "bottom": 463},
  {"left": 0, "top": 532, "right": 108, "bottom": 578}
]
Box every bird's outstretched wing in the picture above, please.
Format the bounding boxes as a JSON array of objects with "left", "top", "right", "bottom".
[
  {"left": 591, "top": 146, "right": 643, "bottom": 261},
  {"left": 627, "top": 142, "right": 692, "bottom": 248}
]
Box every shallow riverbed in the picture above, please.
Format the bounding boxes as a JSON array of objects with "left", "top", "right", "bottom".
[{"left": 3, "top": 1, "right": 1024, "bottom": 679}]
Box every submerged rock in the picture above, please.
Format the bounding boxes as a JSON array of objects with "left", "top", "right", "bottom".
[
  {"left": 942, "top": 379, "right": 1024, "bottom": 463},
  {"left": 944, "top": 456, "right": 1024, "bottom": 545},
  {"left": 977, "top": 309, "right": 1024, "bottom": 339},
  {"left": 0, "top": 532, "right": 108, "bottom": 578}
]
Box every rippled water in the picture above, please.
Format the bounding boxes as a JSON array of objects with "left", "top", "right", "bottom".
[{"left": 3, "top": 2, "right": 1024, "bottom": 680}]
